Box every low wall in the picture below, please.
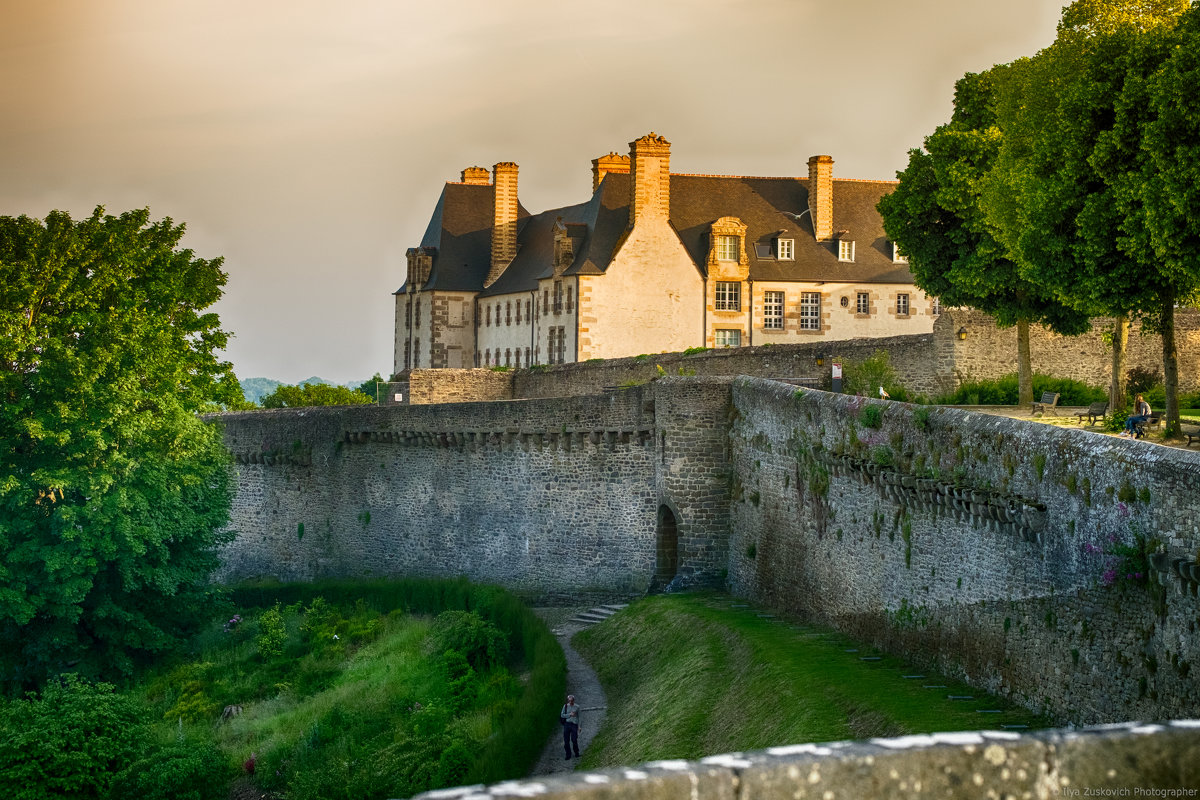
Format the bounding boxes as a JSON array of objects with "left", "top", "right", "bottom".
[
  {"left": 413, "top": 722, "right": 1200, "bottom": 800},
  {"left": 727, "top": 377, "right": 1200, "bottom": 724}
]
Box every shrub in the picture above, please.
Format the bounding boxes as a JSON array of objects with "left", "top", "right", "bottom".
[
  {"left": 841, "top": 350, "right": 899, "bottom": 397},
  {"left": 860, "top": 404, "right": 884, "bottom": 429},
  {"left": 107, "top": 741, "right": 229, "bottom": 800},
  {"left": 935, "top": 374, "right": 1105, "bottom": 406},
  {"left": 431, "top": 611, "right": 509, "bottom": 670},
  {"left": 0, "top": 675, "right": 145, "bottom": 799},
  {"left": 256, "top": 604, "right": 287, "bottom": 659},
  {"left": 1125, "top": 366, "right": 1162, "bottom": 396}
]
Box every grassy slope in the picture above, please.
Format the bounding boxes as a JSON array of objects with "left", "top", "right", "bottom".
[{"left": 573, "top": 593, "right": 1049, "bottom": 769}]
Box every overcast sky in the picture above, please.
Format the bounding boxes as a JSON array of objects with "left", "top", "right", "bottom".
[{"left": 2, "top": 0, "right": 1062, "bottom": 384}]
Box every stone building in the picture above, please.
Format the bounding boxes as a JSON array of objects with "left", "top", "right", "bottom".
[{"left": 394, "top": 133, "right": 936, "bottom": 375}]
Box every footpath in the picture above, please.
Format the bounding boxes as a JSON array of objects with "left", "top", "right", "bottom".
[{"left": 528, "top": 606, "right": 623, "bottom": 776}]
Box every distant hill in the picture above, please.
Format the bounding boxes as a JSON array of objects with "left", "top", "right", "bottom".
[{"left": 239, "top": 376, "right": 372, "bottom": 405}]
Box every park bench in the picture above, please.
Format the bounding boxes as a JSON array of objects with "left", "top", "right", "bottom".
[
  {"left": 1032, "top": 392, "right": 1060, "bottom": 416},
  {"left": 1076, "top": 401, "right": 1108, "bottom": 426},
  {"left": 1131, "top": 413, "right": 1162, "bottom": 439},
  {"left": 1184, "top": 425, "right": 1200, "bottom": 447}
]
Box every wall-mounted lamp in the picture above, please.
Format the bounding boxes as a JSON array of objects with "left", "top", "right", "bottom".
[
  {"left": 816, "top": 354, "right": 826, "bottom": 366},
  {"left": 957, "top": 327, "right": 968, "bottom": 341}
]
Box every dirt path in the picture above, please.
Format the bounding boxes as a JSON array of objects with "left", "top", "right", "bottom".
[{"left": 528, "top": 612, "right": 608, "bottom": 776}]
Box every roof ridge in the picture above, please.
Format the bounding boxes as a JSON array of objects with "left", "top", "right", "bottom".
[{"left": 670, "top": 172, "right": 898, "bottom": 185}]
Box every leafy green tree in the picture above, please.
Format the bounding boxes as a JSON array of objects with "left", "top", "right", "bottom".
[
  {"left": 0, "top": 207, "right": 240, "bottom": 688},
  {"left": 878, "top": 71, "right": 1092, "bottom": 407},
  {"left": 0, "top": 675, "right": 145, "bottom": 799},
  {"left": 354, "top": 373, "right": 385, "bottom": 403},
  {"left": 260, "top": 381, "right": 373, "bottom": 408},
  {"left": 980, "top": 0, "right": 1188, "bottom": 416}
]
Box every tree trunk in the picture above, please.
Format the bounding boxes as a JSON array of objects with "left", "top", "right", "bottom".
[
  {"left": 1110, "top": 315, "right": 1129, "bottom": 411},
  {"left": 1161, "top": 290, "right": 1180, "bottom": 437},
  {"left": 1017, "top": 319, "right": 1033, "bottom": 409}
]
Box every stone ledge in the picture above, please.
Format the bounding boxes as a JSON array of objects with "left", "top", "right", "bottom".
[{"left": 412, "top": 722, "right": 1200, "bottom": 800}]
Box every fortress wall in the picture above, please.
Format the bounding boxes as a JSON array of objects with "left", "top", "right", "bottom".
[
  {"left": 407, "top": 368, "right": 515, "bottom": 404},
  {"left": 210, "top": 390, "right": 665, "bottom": 598},
  {"left": 726, "top": 377, "right": 1200, "bottom": 723}
]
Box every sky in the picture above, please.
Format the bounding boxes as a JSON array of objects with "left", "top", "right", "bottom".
[{"left": 1, "top": 0, "right": 1063, "bottom": 385}]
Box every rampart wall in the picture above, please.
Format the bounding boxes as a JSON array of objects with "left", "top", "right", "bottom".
[
  {"left": 211, "top": 379, "right": 731, "bottom": 599},
  {"left": 727, "top": 377, "right": 1200, "bottom": 723}
]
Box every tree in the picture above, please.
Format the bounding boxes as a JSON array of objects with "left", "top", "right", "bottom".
[
  {"left": 980, "top": 0, "right": 1188, "bottom": 416},
  {"left": 354, "top": 373, "right": 385, "bottom": 403},
  {"left": 259, "top": 381, "right": 374, "bottom": 408},
  {"left": 0, "top": 207, "right": 242, "bottom": 689},
  {"left": 878, "top": 71, "right": 1092, "bottom": 407}
]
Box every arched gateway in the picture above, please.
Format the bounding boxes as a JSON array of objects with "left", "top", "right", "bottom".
[{"left": 655, "top": 505, "right": 679, "bottom": 586}]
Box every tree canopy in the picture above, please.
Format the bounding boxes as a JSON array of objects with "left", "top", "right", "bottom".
[
  {"left": 0, "top": 207, "right": 242, "bottom": 688},
  {"left": 259, "top": 380, "right": 374, "bottom": 408},
  {"left": 881, "top": 0, "right": 1200, "bottom": 427}
]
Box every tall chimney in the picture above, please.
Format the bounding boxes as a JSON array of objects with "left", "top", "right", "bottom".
[
  {"left": 628, "top": 133, "right": 671, "bottom": 228},
  {"left": 487, "top": 161, "right": 519, "bottom": 286},
  {"left": 591, "top": 152, "right": 630, "bottom": 192},
  {"left": 461, "top": 166, "right": 490, "bottom": 185},
  {"left": 807, "top": 155, "right": 834, "bottom": 241}
]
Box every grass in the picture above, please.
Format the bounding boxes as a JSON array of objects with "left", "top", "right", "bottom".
[{"left": 573, "top": 593, "right": 1049, "bottom": 768}]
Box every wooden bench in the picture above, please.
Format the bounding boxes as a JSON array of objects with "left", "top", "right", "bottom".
[
  {"left": 1131, "top": 413, "right": 1161, "bottom": 439},
  {"left": 1076, "top": 401, "right": 1108, "bottom": 426},
  {"left": 1032, "top": 392, "right": 1060, "bottom": 416}
]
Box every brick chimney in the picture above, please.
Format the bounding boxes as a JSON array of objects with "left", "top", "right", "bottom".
[
  {"left": 487, "top": 161, "right": 519, "bottom": 286},
  {"left": 461, "top": 166, "right": 490, "bottom": 185},
  {"left": 628, "top": 133, "right": 671, "bottom": 228},
  {"left": 807, "top": 155, "right": 834, "bottom": 241},
  {"left": 591, "top": 152, "right": 630, "bottom": 192}
]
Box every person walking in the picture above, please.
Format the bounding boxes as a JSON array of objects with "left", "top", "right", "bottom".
[{"left": 560, "top": 694, "right": 580, "bottom": 760}]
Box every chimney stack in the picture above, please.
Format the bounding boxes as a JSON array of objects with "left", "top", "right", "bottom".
[
  {"left": 487, "top": 162, "right": 519, "bottom": 286},
  {"left": 461, "top": 166, "right": 490, "bottom": 185},
  {"left": 591, "top": 152, "right": 630, "bottom": 192},
  {"left": 628, "top": 133, "right": 671, "bottom": 228},
  {"left": 807, "top": 155, "right": 834, "bottom": 241}
]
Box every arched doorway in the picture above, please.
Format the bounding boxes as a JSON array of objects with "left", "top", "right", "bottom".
[{"left": 655, "top": 505, "right": 679, "bottom": 586}]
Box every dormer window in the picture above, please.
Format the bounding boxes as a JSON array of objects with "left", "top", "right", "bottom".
[
  {"left": 892, "top": 242, "right": 908, "bottom": 264},
  {"left": 777, "top": 238, "right": 794, "bottom": 260},
  {"left": 717, "top": 235, "right": 739, "bottom": 261},
  {"left": 838, "top": 240, "right": 855, "bottom": 262}
]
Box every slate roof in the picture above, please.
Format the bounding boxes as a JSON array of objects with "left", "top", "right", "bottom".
[
  {"left": 395, "top": 181, "right": 530, "bottom": 293},
  {"left": 403, "top": 169, "right": 911, "bottom": 294}
]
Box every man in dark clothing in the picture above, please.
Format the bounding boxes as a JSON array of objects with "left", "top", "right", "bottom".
[{"left": 560, "top": 694, "right": 580, "bottom": 759}]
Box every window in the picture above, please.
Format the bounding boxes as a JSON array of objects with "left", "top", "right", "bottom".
[
  {"left": 505, "top": 348, "right": 511, "bottom": 366},
  {"left": 892, "top": 242, "right": 908, "bottom": 264},
  {"left": 526, "top": 299, "right": 531, "bottom": 320},
  {"left": 717, "top": 235, "right": 739, "bottom": 261},
  {"left": 777, "top": 238, "right": 794, "bottom": 260},
  {"left": 931, "top": 297, "right": 941, "bottom": 316},
  {"left": 414, "top": 340, "right": 420, "bottom": 368},
  {"left": 484, "top": 349, "right": 491, "bottom": 366},
  {"left": 403, "top": 347, "right": 410, "bottom": 371},
  {"left": 553, "top": 281, "right": 563, "bottom": 314},
  {"left": 415, "top": 301, "right": 421, "bottom": 327},
  {"left": 856, "top": 292, "right": 870, "bottom": 314},
  {"left": 516, "top": 300, "right": 521, "bottom": 324},
  {"left": 405, "top": 303, "right": 411, "bottom": 329},
  {"left": 486, "top": 306, "right": 491, "bottom": 327},
  {"left": 715, "top": 329, "right": 741, "bottom": 348},
  {"left": 567, "top": 286, "right": 574, "bottom": 313},
  {"left": 543, "top": 290, "right": 549, "bottom": 313},
  {"left": 547, "top": 327, "right": 566, "bottom": 364},
  {"left": 838, "top": 240, "right": 855, "bottom": 262},
  {"left": 763, "top": 291, "right": 784, "bottom": 330},
  {"left": 525, "top": 347, "right": 531, "bottom": 365},
  {"left": 800, "top": 292, "right": 821, "bottom": 331},
  {"left": 715, "top": 281, "right": 741, "bottom": 311},
  {"left": 506, "top": 301, "right": 512, "bottom": 326},
  {"left": 896, "top": 293, "right": 910, "bottom": 316}
]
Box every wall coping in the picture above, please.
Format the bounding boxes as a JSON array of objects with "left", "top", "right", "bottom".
[{"left": 413, "top": 721, "right": 1200, "bottom": 800}]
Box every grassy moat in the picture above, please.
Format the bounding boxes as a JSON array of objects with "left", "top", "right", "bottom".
[{"left": 574, "top": 593, "right": 1050, "bottom": 770}]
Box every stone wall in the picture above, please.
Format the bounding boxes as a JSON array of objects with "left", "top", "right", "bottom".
[
  {"left": 407, "top": 368, "right": 514, "bottom": 404},
  {"left": 726, "top": 377, "right": 1200, "bottom": 724},
  {"left": 415, "top": 722, "right": 1200, "bottom": 800},
  {"left": 943, "top": 308, "right": 1200, "bottom": 392},
  {"left": 211, "top": 380, "right": 733, "bottom": 600}
]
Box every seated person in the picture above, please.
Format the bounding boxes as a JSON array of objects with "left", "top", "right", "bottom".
[{"left": 1122, "top": 395, "right": 1152, "bottom": 437}]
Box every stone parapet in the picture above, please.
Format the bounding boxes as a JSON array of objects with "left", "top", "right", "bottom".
[{"left": 415, "top": 722, "right": 1200, "bottom": 800}]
